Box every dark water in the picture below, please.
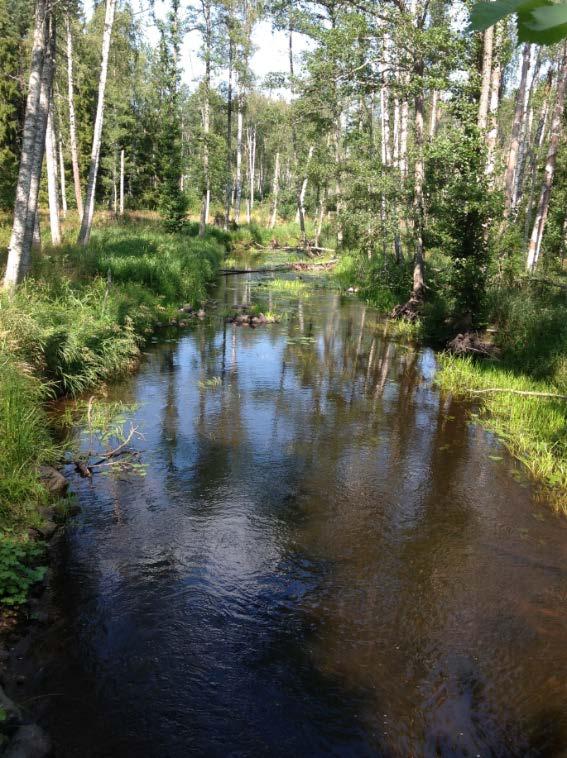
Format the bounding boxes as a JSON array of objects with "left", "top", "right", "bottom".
[{"left": 22, "top": 274, "right": 567, "bottom": 757}]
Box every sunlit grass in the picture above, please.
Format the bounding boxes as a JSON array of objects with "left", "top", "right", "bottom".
[{"left": 437, "top": 355, "right": 567, "bottom": 512}]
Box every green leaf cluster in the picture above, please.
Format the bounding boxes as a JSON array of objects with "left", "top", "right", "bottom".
[{"left": 470, "top": 0, "right": 567, "bottom": 44}]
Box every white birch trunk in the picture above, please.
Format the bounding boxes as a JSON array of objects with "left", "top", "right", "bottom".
[
  {"left": 478, "top": 27, "right": 494, "bottom": 131},
  {"left": 59, "top": 137, "right": 67, "bottom": 217},
  {"left": 4, "top": 0, "right": 48, "bottom": 289},
  {"left": 119, "top": 148, "right": 125, "bottom": 215},
  {"left": 77, "top": 0, "right": 117, "bottom": 246},
  {"left": 295, "top": 144, "right": 314, "bottom": 228},
  {"left": 45, "top": 99, "right": 61, "bottom": 244},
  {"left": 399, "top": 91, "right": 409, "bottom": 180},
  {"left": 429, "top": 89, "right": 438, "bottom": 139},
  {"left": 504, "top": 44, "right": 531, "bottom": 215},
  {"left": 526, "top": 44, "right": 567, "bottom": 271},
  {"left": 234, "top": 99, "right": 243, "bottom": 223},
  {"left": 268, "top": 151, "right": 280, "bottom": 230},
  {"left": 485, "top": 24, "right": 502, "bottom": 180},
  {"left": 412, "top": 66, "right": 425, "bottom": 298},
  {"left": 66, "top": 14, "right": 83, "bottom": 219}
]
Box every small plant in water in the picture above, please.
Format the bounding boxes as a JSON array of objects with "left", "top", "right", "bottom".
[{"left": 198, "top": 376, "right": 222, "bottom": 389}]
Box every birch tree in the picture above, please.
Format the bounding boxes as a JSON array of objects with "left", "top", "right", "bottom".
[
  {"left": 65, "top": 13, "right": 83, "bottom": 218},
  {"left": 45, "top": 98, "right": 61, "bottom": 243},
  {"left": 526, "top": 43, "right": 567, "bottom": 271},
  {"left": 77, "top": 0, "right": 117, "bottom": 246},
  {"left": 4, "top": 0, "right": 52, "bottom": 289}
]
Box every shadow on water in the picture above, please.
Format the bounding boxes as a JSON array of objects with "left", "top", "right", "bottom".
[{"left": 15, "top": 273, "right": 567, "bottom": 757}]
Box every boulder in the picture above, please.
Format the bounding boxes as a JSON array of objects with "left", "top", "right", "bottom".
[
  {"left": 0, "top": 686, "right": 22, "bottom": 726},
  {"left": 4, "top": 725, "right": 51, "bottom": 758},
  {"left": 38, "top": 468, "right": 67, "bottom": 498}
]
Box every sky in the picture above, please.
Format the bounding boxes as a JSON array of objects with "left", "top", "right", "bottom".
[{"left": 86, "top": 0, "right": 313, "bottom": 95}]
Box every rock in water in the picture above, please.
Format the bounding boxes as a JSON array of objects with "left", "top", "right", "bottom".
[
  {"left": 4, "top": 725, "right": 51, "bottom": 758},
  {"left": 38, "top": 467, "right": 68, "bottom": 497},
  {"left": 0, "top": 686, "right": 22, "bottom": 726}
]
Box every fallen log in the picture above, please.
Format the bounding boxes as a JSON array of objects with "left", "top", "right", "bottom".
[
  {"left": 467, "top": 388, "right": 567, "bottom": 400},
  {"left": 219, "top": 259, "right": 337, "bottom": 275}
]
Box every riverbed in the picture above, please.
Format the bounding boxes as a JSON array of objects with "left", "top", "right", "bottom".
[{"left": 17, "top": 273, "right": 567, "bottom": 756}]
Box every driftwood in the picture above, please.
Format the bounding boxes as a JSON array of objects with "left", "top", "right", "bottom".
[
  {"left": 447, "top": 332, "right": 496, "bottom": 357},
  {"left": 92, "top": 426, "right": 139, "bottom": 465},
  {"left": 468, "top": 388, "right": 567, "bottom": 400},
  {"left": 219, "top": 259, "right": 337, "bottom": 275},
  {"left": 391, "top": 296, "right": 422, "bottom": 322},
  {"left": 74, "top": 461, "right": 92, "bottom": 478}
]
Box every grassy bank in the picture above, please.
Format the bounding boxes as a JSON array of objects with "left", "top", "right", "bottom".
[
  {"left": 0, "top": 216, "right": 224, "bottom": 607},
  {"left": 437, "top": 356, "right": 567, "bottom": 510}
]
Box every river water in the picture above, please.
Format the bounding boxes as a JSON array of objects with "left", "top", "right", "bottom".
[{"left": 21, "top": 274, "right": 567, "bottom": 756}]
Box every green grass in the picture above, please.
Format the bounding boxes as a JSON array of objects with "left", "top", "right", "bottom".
[
  {"left": 0, "top": 216, "right": 224, "bottom": 606},
  {"left": 437, "top": 354, "right": 567, "bottom": 511}
]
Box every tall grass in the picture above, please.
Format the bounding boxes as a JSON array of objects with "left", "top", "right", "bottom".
[
  {"left": 0, "top": 219, "right": 224, "bottom": 543},
  {"left": 437, "top": 355, "right": 567, "bottom": 510}
]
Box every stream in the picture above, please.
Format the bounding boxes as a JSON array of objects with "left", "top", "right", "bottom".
[{"left": 19, "top": 273, "right": 567, "bottom": 756}]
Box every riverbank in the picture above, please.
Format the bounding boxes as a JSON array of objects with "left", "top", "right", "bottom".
[{"left": 0, "top": 215, "right": 224, "bottom": 612}]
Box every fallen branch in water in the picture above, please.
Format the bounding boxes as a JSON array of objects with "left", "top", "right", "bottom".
[
  {"left": 92, "top": 425, "right": 140, "bottom": 465},
  {"left": 467, "top": 388, "right": 567, "bottom": 400},
  {"left": 74, "top": 460, "right": 92, "bottom": 478}
]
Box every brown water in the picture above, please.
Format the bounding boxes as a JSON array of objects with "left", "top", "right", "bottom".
[{"left": 21, "top": 274, "right": 567, "bottom": 757}]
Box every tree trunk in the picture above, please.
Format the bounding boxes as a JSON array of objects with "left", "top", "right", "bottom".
[
  {"left": 524, "top": 70, "right": 552, "bottom": 240},
  {"left": 77, "top": 0, "right": 117, "bottom": 246},
  {"left": 45, "top": 98, "right": 61, "bottom": 244},
  {"left": 22, "top": 11, "right": 55, "bottom": 270},
  {"left": 526, "top": 43, "right": 567, "bottom": 272},
  {"left": 314, "top": 187, "right": 325, "bottom": 247},
  {"left": 268, "top": 151, "right": 280, "bottom": 230},
  {"left": 295, "top": 144, "right": 314, "bottom": 231},
  {"left": 119, "top": 148, "right": 125, "bottom": 215},
  {"left": 503, "top": 43, "right": 531, "bottom": 215},
  {"left": 393, "top": 95, "right": 400, "bottom": 168},
  {"left": 429, "top": 89, "right": 438, "bottom": 139},
  {"left": 478, "top": 26, "right": 494, "bottom": 131},
  {"left": 247, "top": 126, "right": 256, "bottom": 223},
  {"left": 224, "top": 35, "right": 234, "bottom": 230},
  {"left": 380, "top": 33, "right": 392, "bottom": 166},
  {"left": 4, "top": 0, "right": 48, "bottom": 289},
  {"left": 199, "top": 0, "right": 211, "bottom": 237},
  {"left": 234, "top": 96, "right": 243, "bottom": 223},
  {"left": 59, "top": 137, "right": 67, "bottom": 217},
  {"left": 412, "top": 65, "right": 425, "bottom": 298},
  {"left": 399, "top": 92, "right": 409, "bottom": 179},
  {"left": 513, "top": 49, "right": 540, "bottom": 210},
  {"left": 66, "top": 14, "right": 83, "bottom": 219},
  {"left": 485, "top": 24, "right": 502, "bottom": 181}
]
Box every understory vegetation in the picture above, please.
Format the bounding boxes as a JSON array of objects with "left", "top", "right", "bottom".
[{"left": 0, "top": 216, "right": 223, "bottom": 606}]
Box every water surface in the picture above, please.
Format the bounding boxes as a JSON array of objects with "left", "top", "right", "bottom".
[{"left": 23, "top": 274, "right": 567, "bottom": 756}]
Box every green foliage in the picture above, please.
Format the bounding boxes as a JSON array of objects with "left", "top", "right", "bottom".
[
  {"left": 0, "top": 356, "right": 54, "bottom": 527},
  {"left": 487, "top": 285, "right": 567, "bottom": 384},
  {"left": 0, "top": 219, "right": 222, "bottom": 584},
  {"left": 0, "top": 0, "right": 29, "bottom": 209},
  {"left": 0, "top": 537, "right": 46, "bottom": 606},
  {"left": 437, "top": 354, "right": 567, "bottom": 508},
  {"left": 470, "top": 0, "right": 567, "bottom": 44}
]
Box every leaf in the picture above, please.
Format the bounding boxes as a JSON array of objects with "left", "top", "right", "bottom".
[
  {"left": 470, "top": 0, "right": 530, "bottom": 31},
  {"left": 528, "top": 3, "right": 567, "bottom": 28},
  {"left": 519, "top": 3, "right": 567, "bottom": 42},
  {"left": 517, "top": 0, "right": 566, "bottom": 42}
]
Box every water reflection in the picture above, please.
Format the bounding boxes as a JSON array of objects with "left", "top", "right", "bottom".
[{"left": 22, "top": 274, "right": 567, "bottom": 757}]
